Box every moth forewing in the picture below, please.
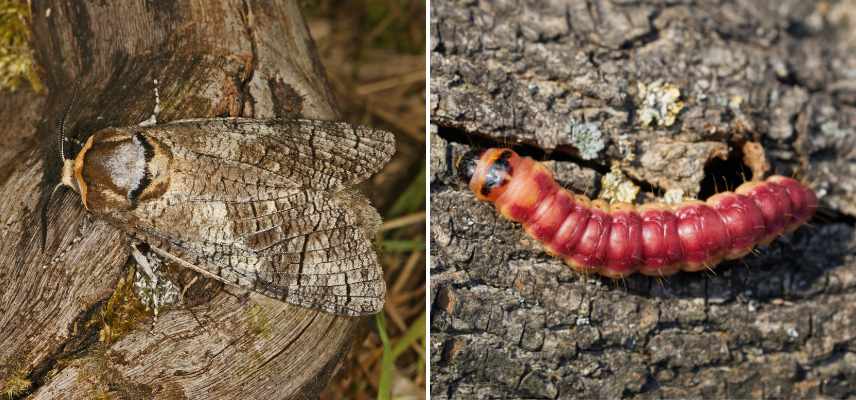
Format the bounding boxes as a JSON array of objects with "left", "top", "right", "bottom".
[{"left": 59, "top": 117, "right": 394, "bottom": 316}]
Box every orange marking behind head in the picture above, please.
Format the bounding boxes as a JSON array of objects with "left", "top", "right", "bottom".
[{"left": 73, "top": 134, "right": 95, "bottom": 209}]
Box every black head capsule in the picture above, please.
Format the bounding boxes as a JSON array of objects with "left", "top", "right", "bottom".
[
  {"left": 456, "top": 149, "right": 485, "bottom": 184},
  {"left": 480, "top": 149, "right": 514, "bottom": 197}
]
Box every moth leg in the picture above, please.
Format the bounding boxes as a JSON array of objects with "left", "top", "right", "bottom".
[
  {"left": 138, "top": 78, "right": 161, "bottom": 127},
  {"left": 130, "top": 242, "right": 180, "bottom": 322},
  {"left": 180, "top": 275, "right": 199, "bottom": 303},
  {"left": 219, "top": 286, "right": 253, "bottom": 306}
]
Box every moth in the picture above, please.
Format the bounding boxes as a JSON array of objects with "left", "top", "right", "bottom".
[
  {"left": 458, "top": 148, "right": 817, "bottom": 278},
  {"left": 51, "top": 111, "right": 395, "bottom": 316}
]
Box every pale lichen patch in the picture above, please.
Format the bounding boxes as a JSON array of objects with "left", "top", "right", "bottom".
[
  {"left": 566, "top": 119, "right": 605, "bottom": 160},
  {"left": 636, "top": 81, "right": 684, "bottom": 128},
  {"left": 663, "top": 188, "right": 686, "bottom": 205},
  {"left": 598, "top": 163, "right": 639, "bottom": 204},
  {"left": 131, "top": 247, "right": 181, "bottom": 320}
]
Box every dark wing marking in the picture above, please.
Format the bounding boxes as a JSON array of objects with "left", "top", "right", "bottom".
[{"left": 143, "top": 117, "right": 395, "bottom": 191}]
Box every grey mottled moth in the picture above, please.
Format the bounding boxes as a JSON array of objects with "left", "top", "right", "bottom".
[{"left": 53, "top": 114, "right": 395, "bottom": 316}]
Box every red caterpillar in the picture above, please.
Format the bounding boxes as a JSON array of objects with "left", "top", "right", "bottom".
[{"left": 457, "top": 148, "right": 818, "bottom": 278}]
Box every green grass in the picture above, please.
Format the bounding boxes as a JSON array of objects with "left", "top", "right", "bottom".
[
  {"left": 376, "top": 161, "right": 425, "bottom": 398},
  {"left": 375, "top": 311, "right": 426, "bottom": 400},
  {"left": 363, "top": 0, "right": 424, "bottom": 54},
  {"left": 386, "top": 164, "right": 425, "bottom": 218},
  {"left": 382, "top": 165, "right": 425, "bottom": 251},
  {"left": 381, "top": 239, "right": 425, "bottom": 252}
]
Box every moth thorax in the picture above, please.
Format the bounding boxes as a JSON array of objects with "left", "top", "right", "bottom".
[{"left": 73, "top": 128, "right": 171, "bottom": 212}]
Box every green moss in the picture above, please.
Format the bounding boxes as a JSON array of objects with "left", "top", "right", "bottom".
[
  {"left": 97, "top": 269, "right": 151, "bottom": 344},
  {"left": 246, "top": 303, "right": 272, "bottom": 338},
  {"left": 90, "top": 390, "right": 112, "bottom": 400},
  {"left": 1, "top": 370, "right": 31, "bottom": 399},
  {"left": 0, "top": 2, "right": 41, "bottom": 92}
]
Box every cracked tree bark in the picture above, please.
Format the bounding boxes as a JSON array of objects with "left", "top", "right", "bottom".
[
  {"left": 0, "top": 1, "right": 365, "bottom": 398},
  {"left": 430, "top": 0, "right": 856, "bottom": 398}
]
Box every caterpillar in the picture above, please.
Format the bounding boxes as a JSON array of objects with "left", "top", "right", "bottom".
[{"left": 457, "top": 148, "right": 817, "bottom": 278}]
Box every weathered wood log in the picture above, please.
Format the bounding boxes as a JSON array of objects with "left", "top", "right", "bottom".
[
  {"left": 430, "top": 0, "right": 856, "bottom": 398},
  {"left": 0, "top": 2, "right": 368, "bottom": 398}
]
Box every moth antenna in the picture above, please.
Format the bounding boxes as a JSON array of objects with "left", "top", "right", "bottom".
[
  {"left": 57, "top": 78, "right": 82, "bottom": 161},
  {"left": 45, "top": 79, "right": 82, "bottom": 252}
]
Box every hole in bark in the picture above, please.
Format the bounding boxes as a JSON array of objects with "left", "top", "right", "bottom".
[
  {"left": 698, "top": 144, "right": 752, "bottom": 200},
  {"left": 785, "top": 20, "right": 813, "bottom": 39}
]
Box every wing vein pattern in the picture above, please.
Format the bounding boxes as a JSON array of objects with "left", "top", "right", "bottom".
[{"left": 116, "top": 118, "right": 393, "bottom": 316}]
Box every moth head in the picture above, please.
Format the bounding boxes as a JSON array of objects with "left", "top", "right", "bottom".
[
  {"left": 53, "top": 79, "right": 82, "bottom": 191},
  {"left": 41, "top": 85, "right": 82, "bottom": 250},
  {"left": 59, "top": 157, "right": 79, "bottom": 193}
]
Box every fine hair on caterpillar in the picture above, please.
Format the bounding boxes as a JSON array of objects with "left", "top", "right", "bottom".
[{"left": 457, "top": 148, "right": 818, "bottom": 278}]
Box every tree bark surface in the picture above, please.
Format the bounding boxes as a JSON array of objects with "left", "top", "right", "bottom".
[
  {"left": 430, "top": 1, "right": 856, "bottom": 398},
  {"left": 0, "top": 2, "right": 364, "bottom": 399}
]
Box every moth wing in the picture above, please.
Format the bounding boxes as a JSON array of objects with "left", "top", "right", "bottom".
[
  {"left": 232, "top": 189, "right": 387, "bottom": 316},
  {"left": 131, "top": 188, "right": 385, "bottom": 316},
  {"left": 119, "top": 118, "right": 390, "bottom": 315},
  {"left": 145, "top": 117, "right": 395, "bottom": 192}
]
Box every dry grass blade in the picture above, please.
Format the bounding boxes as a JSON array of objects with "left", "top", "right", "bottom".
[{"left": 310, "top": 1, "right": 426, "bottom": 399}]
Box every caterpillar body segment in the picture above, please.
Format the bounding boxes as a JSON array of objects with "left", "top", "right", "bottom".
[{"left": 458, "top": 148, "right": 818, "bottom": 278}]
